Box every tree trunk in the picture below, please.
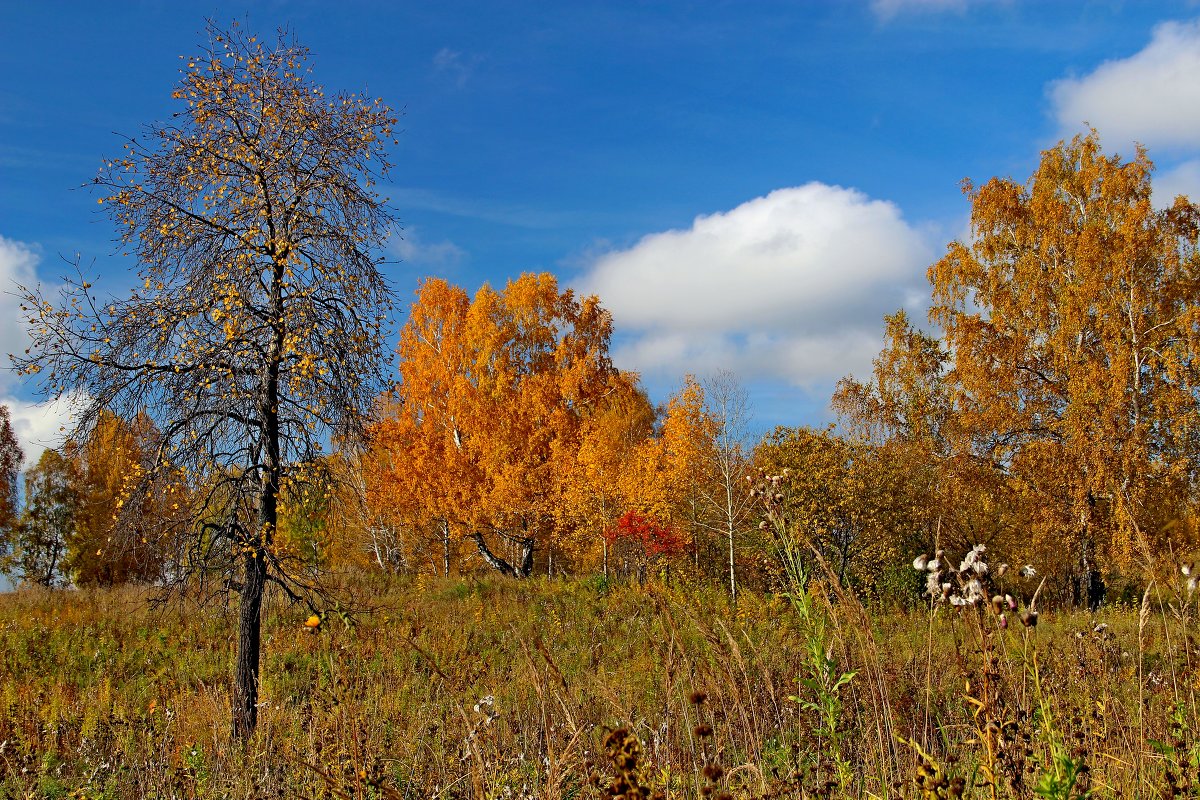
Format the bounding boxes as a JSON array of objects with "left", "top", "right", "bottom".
[
  {"left": 727, "top": 520, "right": 737, "bottom": 603},
  {"left": 726, "top": 480, "right": 738, "bottom": 602},
  {"left": 470, "top": 532, "right": 534, "bottom": 578},
  {"left": 235, "top": 262, "right": 284, "bottom": 742},
  {"left": 233, "top": 452, "right": 279, "bottom": 741},
  {"left": 232, "top": 545, "right": 266, "bottom": 741}
]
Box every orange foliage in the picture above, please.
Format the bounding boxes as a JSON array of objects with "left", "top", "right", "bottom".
[
  {"left": 929, "top": 131, "right": 1200, "bottom": 576},
  {"left": 365, "top": 274, "right": 650, "bottom": 576}
]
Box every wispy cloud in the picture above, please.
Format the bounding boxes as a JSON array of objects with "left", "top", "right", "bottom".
[
  {"left": 432, "top": 48, "right": 480, "bottom": 89},
  {"left": 574, "top": 184, "right": 933, "bottom": 389},
  {"left": 871, "top": 0, "right": 999, "bottom": 22},
  {"left": 389, "top": 186, "right": 607, "bottom": 229},
  {"left": 386, "top": 228, "right": 466, "bottom": 269}
]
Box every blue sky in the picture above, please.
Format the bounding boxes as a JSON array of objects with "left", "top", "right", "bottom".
[{"left": 4, "top": 0, "right": 1200, "bottom": 465}]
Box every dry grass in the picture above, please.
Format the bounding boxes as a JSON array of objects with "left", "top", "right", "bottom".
[{"left": 0, "top": 572, "right": 1197, "bottom": 798}]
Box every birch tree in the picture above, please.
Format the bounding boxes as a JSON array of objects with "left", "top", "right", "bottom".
[{"left": 929, "top": 131, "right": 1200, "bottom": 594}]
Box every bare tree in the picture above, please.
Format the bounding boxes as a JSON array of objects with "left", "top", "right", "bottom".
[
  {"left": 13, "top": 22, "right": 398, "bottom": 740},
  {"left": 699, "top": 370, "right": 754, "bottom": 602}
]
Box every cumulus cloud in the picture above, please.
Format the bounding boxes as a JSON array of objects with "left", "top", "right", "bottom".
[
  {"left": 1050, "top": 19, "right": 1200, "bottom": 152},
  {"left": 575, "top": 184, "right": 933, "bottom": 388},
  {"left": 0, "top": 236, "right": 75, "bottom": 463},
  {"left": 1, "top": 394, "right": 81, "bottom": 467},
  {"left": 387, "top": 228, "right": 466, "bottom": 269},
  {"left": 0, "top": 237, "right": 40, "bottom": 380}
]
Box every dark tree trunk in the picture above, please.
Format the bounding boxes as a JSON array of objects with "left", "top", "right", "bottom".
[
  {"left": 234, "top": 264, "right": 284, "bottom": 742},
  {"left": 471, "top": 532, "right": 534, "bottom": 578},
  {"left": 232, "top": 547, "right": 266, "bottom": 740}
]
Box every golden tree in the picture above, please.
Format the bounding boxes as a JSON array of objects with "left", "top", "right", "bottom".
[
  {"left": 366, "top": 274, "right": 631, "bottom": 577},
  {"left": 832, "top": 311, "right": 975, "bottom": 558},
  {"left": 561, "top": 373, "right": 656, "bottom": 576},
  {"left": 65, "top": 410, "right": 177, "bottom": 586},
  {"left": 928, "top": 132, "right": 1200, "bottom": 597},
  {"left": 753, "top": 426, "right": 920, "bottom": 593},
  {"left": 834, "top": 310, "right": 954, "bottom": 453},
  {"left": 14, "top": 23, "right": 397, "bottom": 738},
  {"left": 635, "top": 374, "right": 752, "bottom": 594}
]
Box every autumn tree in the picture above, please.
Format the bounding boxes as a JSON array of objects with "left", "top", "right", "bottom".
[
  {"left": 14, "top": 23, "right": 397, "bottom": 739},
  {"left": 699, "top": 371, "right": 754, "bottom": 600},
  {"left": 0, "top": 407, "right": 26, "bottom": 580},
  {"left": 562, "top": 373, "right": 657, "bottom": 576},
  {"left": 649, "top": 375, "right": 714, "bottom": 565},
  {"left": 834, "top": 310, "right": 953, "bottom": 454},
  {"left": 366, "top": 274, "right": 634, "bottom": 578},
  {"left": 62, "top": 411, "right": 177, "bottom": 586},
  {"left": 608, "top": 374, "right": 756, "bottom": 594},
  {"left": 925, "top": 132, "right": 1200, "bottom": 599},
  {"left": 753, "top": 426, "right": 915, "bottom": 593},
  {"left": 4, "top": 449, "right": 79, "bottom": 587},
  {"left": 276, "top": 454, "right": 376, "bottom": 573},
  {"left": 604, "top": 510, "right": 686, "bottom": 583},
  {"left": 832, "top": 311, "right": 990, "bottom": 560},
  {"left": 363, "top": 279, "right": 477, "bottom": 577}
]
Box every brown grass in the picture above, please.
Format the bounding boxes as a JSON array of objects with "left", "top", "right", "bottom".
[{"left": 0, "top": 573, "right": 1196, "bottom": 798}]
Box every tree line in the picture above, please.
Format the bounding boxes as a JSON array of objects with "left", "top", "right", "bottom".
[{"left": 9, "top": 129, "right": 1200, "bottom": 609}]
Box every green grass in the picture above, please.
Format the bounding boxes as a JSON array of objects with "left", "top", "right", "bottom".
[{"left": 0, "top": 574, "right": 1197, "bottom": 798}]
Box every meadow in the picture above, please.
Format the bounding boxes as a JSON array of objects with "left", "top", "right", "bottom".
[{"left": 1, "top": 567, "right": 1197, "bottom": 799}]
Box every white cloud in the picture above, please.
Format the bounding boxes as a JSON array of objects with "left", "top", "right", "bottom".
[
  {"left": 0, "top": 236, "right": 77, "bottom": 465},
  {"left": 1153, "top": 158, "right": 1200, "bottom": 208},
  {"left": 0, "top": 237, "right": 40, "bottom": 388},
  {"left": 1050, "top": 19, "right": 1200, "bottom": 152},
  {"left": 387, "top": 228, "right": 466, "bottom": 269},
  {"left": 575, "top": 184, "right": 933, "bottom": 388},
  {"left": 2, "top": 393, "right": 80, "bottom": 468}
]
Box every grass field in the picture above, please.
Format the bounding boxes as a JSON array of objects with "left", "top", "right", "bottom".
[{"left": 1, "top": 572, "right": 1197, "bottom": 799}]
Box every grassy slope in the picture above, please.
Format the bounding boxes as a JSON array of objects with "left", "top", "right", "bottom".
[{"left": 0, "top": 575, "right": 1196, "bottom": 798}]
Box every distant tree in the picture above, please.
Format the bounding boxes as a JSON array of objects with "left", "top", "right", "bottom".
[
  {"left": 7, "top": 449, "right": 79, "bottom": 588},
  {"left": 643, "top": 376, "right": 715, "bottom": 568},
  {"left": 832, "top": 311, "right": 974, "bottom": 557},
  {"left": 562, "top": 374, "right": 656, "bottom": 576},
  {"left": 64, "top": 411, "right": 173, "bottom": 586},
  {"left": 14, "top": 22, "right": 398, "bottom": 739},
  {"left": 833, "top": 310, "right": 954, "bottom": 454},
  {"left": 626, "top": 374, "right": 754, "bottom": 596},
  {"left": 700, "top": 371, "right": 754, "bottom": 602},
  {"left": 753, "top": 426, "right": 912, "bottom": 592},
  {"left": 604, "top": 510, "right": 686, "bottom": 583},
  {"left": 0, "top": 407, "right": 26, "bottom": 579}
]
